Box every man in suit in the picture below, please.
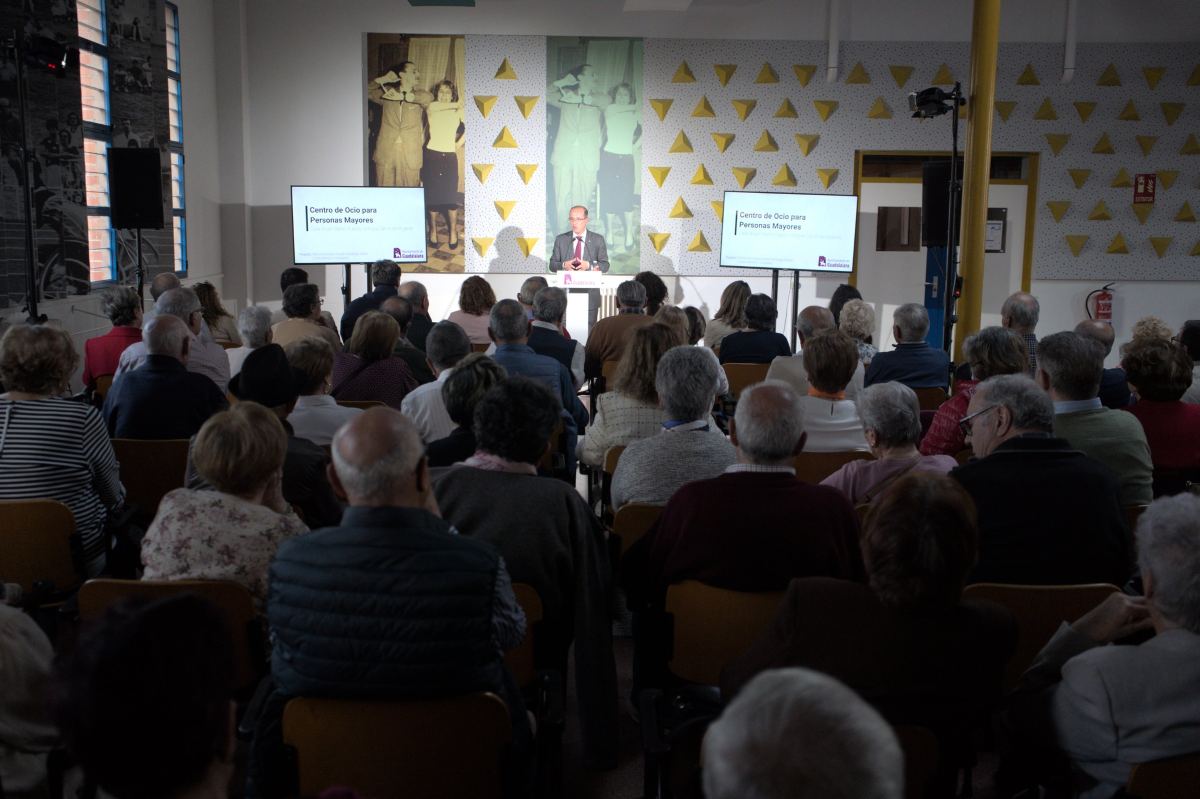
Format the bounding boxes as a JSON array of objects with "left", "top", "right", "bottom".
[
  {"left": 548, "top": 65, "right": 606, "bottom": 228},
  {"left": 549, "top": 205, "right": 609, "bottom": 273},
  {"left": 1007, "top": 492, "right": 1200, "bottom": 799},
  {"left": 397, "top": 280, "right": 433, "bottom": 351},
  {"left": 864, "top": 303, "right": 950, "bottom": 389},
  {"left": 379, "top": 296, "right": 436, "bottom": 384},
  {"left": 340, "top": 260, "right": 401, "bottom": 342}
]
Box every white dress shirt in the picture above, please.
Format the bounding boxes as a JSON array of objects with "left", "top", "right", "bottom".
[
  {"left": 287, "top": 394, "right": 363, "bottom": 447},
  {"left": 401, "top": 368, "right": 455, "bottom": 444}
]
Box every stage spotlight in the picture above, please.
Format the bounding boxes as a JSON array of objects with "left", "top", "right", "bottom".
[
  {"left": 24, "top": 35, "right": 77, "bottom": 76},
  {"left": 908, "top": 87, "right": 963, "bottom": 119}
]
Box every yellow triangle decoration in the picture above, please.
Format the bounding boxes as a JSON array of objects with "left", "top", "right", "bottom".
[
  {"left": 1133, "top": 204, "right": 1153, "bottom": 225},
  {"left": 754, "top": 130, "right": 778, "bottom": 152},
  {"left": 931, "top": 63, "right": 955, "bottom": 85},
  {"left": 1066, "top": 235, "right": 1089, "bottom": 257},
  {"left": 1047, "top": 201, "right": 1071, "bottom": 222},
  {"left": 1159, "top": 170, "right": 1180, "bottom": 189},
  {"left": 669, "top": 197, "right": 693, "bottom": 219},
  {"left": 1136, "top": 135, "right": 1158, "bottom": 156},
  {"left": 1034, "top": 98, "right": 1058, "bottom": 120},
  {"left": 795, "top": 134, "right": 819, "bottom": 156},
  {"left": 1088, "top": 200, "right": 1112, "bottom": 221},
  {"left": 649, "top": 99, "right": 673, "bottom": 121},
  {"left": 691, "top": 164, "right": 713, "bottom": 185},
  {"left": 691, "top": 95, "right": 716, "bottom": 118},
  {"left": 1068, "top": 169, "right": 1092, "bottom": 189},
  {"left": 687, "top": 231, "right": 712, "bottom": 252},
  {"left": 772, "top": 164, "right": 797, "bottom": 187},
  {"left": 1045, "top": 133, "right": 1070, "bottom": 155},
  {"left": 816, "top": 168, "right": 839, "bottom": 189},
  {"left": 471, "top": 237, "right": 494, "bottom": 257},
  {"left": 731, "top": 167, "right": 757, "bottom": 189},
  {"left": 1143, "top": 67, "right": 1166, "bottom": 89},
  {"left": 1161, "top": 102, "right": 1185, "bottom": 125},
  {"left": 1117, "top": 100, "right": 1140, "bottom": 121},
  {"left": 793, "top": 65, "right": 817, "bottom": 86},
  {"left": 846, "top": 62, "right": 871, "bottom": 84},
  {"left": 711, "top": 201, "right": 724, "bottom": 222},
  {"left": 494, "top": 58, "right": 517, "bottom": 80},
  {"left": 755, "top": 63, "right": 779, "bottom": 84},
  {"left": 474, "top": 95, "right": 498, "bottom": 117},
  {"left": 515, "top": 164, "right": 538, "bottom": 184},
  {"left": 1073, "top": 101, "right": 1096, "bottom": 123},
  {"left": 1106, "top": 233, "right": 1130, "bottom": 254},
  {"left": 1097, "top": 64, "right": 1121, "bottom": 86},
  {"left": 648, "top": 232, "right": 671, "bottom": 253},
  {"left": 868, "top": 97, "right": 893, "bottom": 119},
  {"left": 1192, "top": 240, "right": 1200, "bottom": 256},
  {"left": 492, "top": 127, "right": 518, "bottom": 148},
  {"left": 1017, "top": 63, "right": 1040, "bottom": 85},
  {"left": 493, "top": 200, "right": 516, "bottom": 221},
  {"left": 1181, "top": 134, "right": 1200, "bottom": 155},
  {"left": 995, "top": 101, "right": 1017, "bottom": 122},
  {"left": 1150, "top": 236, "right": 1173, "bottom": 258},
  {"left": 1111, "top": 168, "right": 1133, "bottom": 187},
  {"left": 647, "top": 166, "right": 671, "bottom": 188},
  {"left": 1092, "top": 133, "right": 1115, "bottom": 154},
  {"left": 711, "top": 132, "right": 736, "bottom": 153},
  {"left": 471, "top": 163, "right": 494, "bottom": 184},
  {"left": 669, "top": 131, "right": 694, "bottom": 153},
  {"left": 714, "top": 64, "right": 738, "bottom": 86},
  {"left": 813, "top": 100, "right": 839, "bottom": 122},
  {"left": 516, "top": 237, "right": 539, "bottom": 257},
  {"left": 732, "top": 99, "right": 758, "bottom": 121},
  {"left": 1176, "top": 202, "right": 1196, "bottom": 222},
  {"left": 774, "top": 99, "right": 799, "bottom": 118},
  {"left": 889, "top": 65, "right": 914, "bottom": 89},
  {"left": 672, "top": 62, "right": 696, "bottom": 83},
  {"left": 1190, "top": 66, "right": 1200, "bottom": 86},
  {"left": 513, "top": 95, "right": 540, "bottom": 119}
]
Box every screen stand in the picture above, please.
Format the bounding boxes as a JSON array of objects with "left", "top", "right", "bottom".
[
  {"left": 789, "top": 271, "right": 800, "bottom": 352},
  {"left": 769, "top": 269, "right": 780, "bottom": 307},
  {"left": 342, "top": 264, "right": 353, "bottom": 307}
]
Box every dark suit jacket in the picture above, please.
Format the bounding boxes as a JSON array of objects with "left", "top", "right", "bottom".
[
  {"left": 426, "top": 426, "right": 477, "bottom": 467},
  {"left": 393, "top": 340, "right": 435, "bottom": 384},
  {"left": 717, "top": 330, "right": 792, "bottom": 364},
  {"left": 103, "top": 355, "right": 227, "bottom": 439},
  {"left": 865, "top": 341, "right": 951, "bottom": 388},
  {"left": 407, "top": 311, "right": 433, "bottom": 352},
  {"left": 549, "top": 231, "right": 609, "bottom": 273},
  {"left": 340, "top": 284, "right": 398, "bottom": 342}
]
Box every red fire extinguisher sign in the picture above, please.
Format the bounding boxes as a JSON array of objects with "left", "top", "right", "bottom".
[{"left": 1134, "top": 173, "right": 1156, "bottom": 204}]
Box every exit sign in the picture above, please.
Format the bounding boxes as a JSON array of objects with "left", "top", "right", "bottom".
[{"left": 1134, "top": 173, "right": 1157, "bottom": 204}]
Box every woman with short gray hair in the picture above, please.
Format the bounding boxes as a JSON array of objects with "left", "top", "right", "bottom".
[
  {"left": 82, "top": 286, "right": 143, "bottom": 390},
  {"left": 822, "top": 382, "right": 958, "bottom": 504},
  {"left": 225, "top": 305, "right": 273, "bottom": 378}
]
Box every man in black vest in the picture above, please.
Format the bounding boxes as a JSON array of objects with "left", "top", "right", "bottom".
[{"left": 528, "top": 286, "right": 584, "bottom": 389}]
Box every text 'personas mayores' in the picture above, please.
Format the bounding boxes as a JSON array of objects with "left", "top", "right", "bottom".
[
  {"left": 733, "top": 209, "right": 806, "bottom": 234},
  {"left": 305, "top": 205, "right": 378, "bottom": 226}
]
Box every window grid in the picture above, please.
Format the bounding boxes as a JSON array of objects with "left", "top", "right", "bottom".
[
  {"left": 80, "top": 0, "right": 116, "bottom": 283},
  {"left": 77, "top": 0, "right": 106, "bottom": 45},
  {"left": 167, "top": 2, "right": 186, "bottom": 276},
  {"left": 83, "top": 137, "right": 111, "bottom": 207},
  {"left": 79, "top": 50, "right": 110, "bottom": 126}
]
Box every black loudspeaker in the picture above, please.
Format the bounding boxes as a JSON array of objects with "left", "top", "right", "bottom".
[
  {"left": 109, "top": 147, "right": 164, "bottom": 230},
  {"left": 921, "top": 159, "right": 962, "bottom": 247}
]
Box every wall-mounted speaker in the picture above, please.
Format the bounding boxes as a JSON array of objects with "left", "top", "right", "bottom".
[{"left": 109, "top": 147, "right": 164, "bottom": 230}]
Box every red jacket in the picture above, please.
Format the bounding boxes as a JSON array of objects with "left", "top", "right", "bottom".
[{"left": 83, "top": 326, "right": 142, "bottom": 388}]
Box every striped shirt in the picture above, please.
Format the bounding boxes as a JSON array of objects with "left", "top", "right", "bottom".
[{"left": 0, "top": 398, "right": 125, "bottom": 576}]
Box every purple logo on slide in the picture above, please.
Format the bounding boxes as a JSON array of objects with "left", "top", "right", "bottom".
[
  {"left": 393, "top": 247, "right": 403, "bottom": 258},
  {"left": 817, "top": 255, "right": 827, "bottom": 267}
]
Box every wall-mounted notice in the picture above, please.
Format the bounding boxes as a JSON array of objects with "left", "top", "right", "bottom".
[
  {"left": 291, "top": 186, "right": 427, "bottom": 264},
  {"left": 720, "top": 191, "right": 858, "bottom": 273}
]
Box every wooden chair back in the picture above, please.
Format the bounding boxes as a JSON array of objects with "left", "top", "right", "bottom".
[
  {"left": 612, "top": 502, "right": 663, "bottom": 557},
  {"left": 0, "top": 499, "right": 79, "bottom": 594},
  {"left": 504, "top": 583, "right": 544, "bottom": 689},
  {"left": 665, "top": 580, "right": 785, "bottom": 686},
  {"left": 599, "top": 359, "right": 621, "bottom": 393},
  {"left": 111, "top": 438, "right": 191, "bottom": 520},
  {"left": 1126, "top": 752, "right": 1200, "bottom": 798},
  {"left": 721, "top": 363, "right": 770, "bottom": 400},
  {"left": 913, "top": 386, "right": 948, "bottom": 411},
  {"left": 283, "top": 693, "right": 511, "bottom": 799},
  {"left": 962, "top": 582, "right": 1121, "bottom": 691},
  {"left": 94, "top": 374, "right": 115, "bottom": 400},
  {"left": 792, "top": 450, "right": 874, "bottom": 484},
  {"left": 471, "top": 342, "right": 490, "bottom": 353},
  {"left": 78, "top": 579, "right": 264, "bottom": 692},
  {"left": 537, "top": 421, "right": 565, "bottom": 474},
  {"left": 603, "top": 445, "right": 626, "bottom": 479},
  {"left": 954, "top": 448, "right": 973, "bottom": 465},
  {"left": 894, "top": 725, "right": 940, "bottom": 799},
  {"left": 218, "top": 340, "right": 241, "bottom": 350},
  {"left": 336, "top": 400, "right": 386, "bottom": 411}
]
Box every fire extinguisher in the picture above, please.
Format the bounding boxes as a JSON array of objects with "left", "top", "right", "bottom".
[{"left": 1085, "top": 283, "right": 1115, "bottom": 322}]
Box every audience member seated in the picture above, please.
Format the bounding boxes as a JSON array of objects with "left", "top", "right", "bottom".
[
  {"left": 578, "top": 323, "right": 679, "bottom": 468},
  {"left": 717, "top": 294, "right": 792, "bottom": 365},
  {"left": 226, "top": 305, "right": 273, "bottom": 378},
  {"left": 611, "top": 345, "right": 735, "bottom": 509},
  {"left": 799, "top": 331, "right": 869, "bottom": 452},
  {"left": 1129, "top": 315, "right": 1175, "bottom": 345},
  {"left": 656, "top": 305, "right": 728, "bottom": 395},
  {"left": 273, "top": 267, "right": 338, "bottom": 331},
  {"left": 1007, "top": 493, "right": 1200, "bottom": 798},
  {"left": 865, "top": 303, "right": 950, "bottom": 389},
  {"left": 401, "top": 321, "right": 472, "bottom": 444},
  {"left": 447, "top": 275, "right": 497, "bottom": 345},
  {"left": 585, "top": 280, "right": 654, "bottom": 379},
  {"left": 517, "top": 275, "right": 548, "bottom": 318},
  {"left": 921, "top": 326, "right": 1027, "bottom": 457},
  {"left": 625, "top": 381, "right": 863, "bottom": 606},
  {"left": 434, "top": 379, "right": 617, "bottom": 767},
  {"left": 340, "top": 259, "right": 401, "bottom": 342},
  {"left": 271, "top": 283, "right": 342, "bottom": 353},
  {"left": 767, "top": 305, "right": 864, "bottom": 402},
  {"left": 379, "top": 296, "right": 436, "bottom": 384},
  {"left": 142, "top": 402, "right": 307, "bottom": 609},
  {"left": 0, "top": 604, "right": 56, "bottom": 795},
  {"left": 104, "top": 315, "right": 228, "bottom": 440},
  {"left": 426, "top": 353, "right": 506, "bottom": 468},
  {"left": 951, "top": 375, "right": 1129, "bottom": 585},
  {"left": 706, "top": 668, "right": 904, "bottom": 799},
  {"left": 194, "top": 281, "right": 241, "bottom": 345},
  {"left": 828, "top": 283, "right": 862, "bottom": 327},
  {"left": 1180, "top": 320, "right": 1200, "bottom": 404},
  {"left": 683, "top": 306, "right": 706, "bottom": 346},
  {"left": 331, "top": 311, "right": 418, "bottom": 409},
  {"left": 284, "top": 337, "right": 362, "bottom": 447},
  {"left": 1001, "top": 291, "right": 1041, "bottom": 373},
  {"left": 839, "top": 298, "right": 878, "bottom": 366},
  {"left": 0, "top": 325, "right": 125, "bottom": 578},
  {"left": 115, "top": 287, "right": 231, "bottom": 392},
  {"left": 635, "top": 270, "right": 669, "bottom": 316},
  {"left": 704, "top": 280, "right": 750, "bottom": 350},
  {"left": 1120, "top": 336, "right": 1200, "bottom": 476},
  {"left": 1036, "top": 331, "right": 1153, "bottom": 506},
  {"left": 397, "top": 280, "right": 434, "bottom": 351},
  {"left": 83, "top": 286, "right": 142, "bottom": 391},
  {"left": 148, "top": 271, "right": 181, "bottom": 304},
  {"left": 529, "top": 287, "right": 584, "bottom": 388},
  {"left": 823, "top": 383, "right": 957, "bottom": 503},
  {"left": 1075, "top": 319, "right": 1132, "bottom": 408},
  {"left": 53, "top": 595, "right": 237, "bottom": 799},
  {"left": 724, "top": 473, "right": 1016, "bottom": 787}
]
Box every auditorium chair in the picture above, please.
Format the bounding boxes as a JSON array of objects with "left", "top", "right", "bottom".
[
  {"left": 110, "top": 438, "right": 191, "bottom": 523},
  {"left": 93, "top": 374, "right": 114, "bottom": 400},
  {"left": 0, "top": 499, "right": 80, "bottom": 602},
  {"left": 334, "top": 399, "right": 386, "bottom": 411},
  {"left": 1126, "top": 752, "right": 1200, "bottom": 799},
  {"left": 954, "top": 448, "right": 973, "bottom": 465},
  {"left": 792, "top": 450, "right": 874, "bottom": 483},
  {"left": 282, "top": 693, "right": 511, "bottom": 799},
  {"left": 913, "top": 386, "right": 948, "bottom": 411},
  {"left": 218, "top": 340, "right": 241, "bottom": 350},
  {"left": 720, "top": 363, "right": 769, "bottom": 401},
  {"left": 506, "top": 583, "right": 564, "bottom": 799},
  {"left": 471, "top": 342, "right": 490, "bottom": 353},
  {"left": 599, "top": 444, "right": 626, "bottom": 523},
  {"left": 612, "top": 502, "right": 663, "bottom": 557}
]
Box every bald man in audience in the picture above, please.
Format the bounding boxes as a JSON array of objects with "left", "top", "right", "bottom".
[
  {"left": 397, "top": 280, "right": 433, "bottom": 351},
  {"left": 1074, "top": 319, "right": 1132, "bottom": 408},
  {"left": 113, "top": 287, "right": 232, "bottom": 392},
  {"left": 102, "top": 314, "right": 227, "bottom": 439},
  {"left": 766, "top": 305, "right": 864, "bottom": 402},
  {"left": 379, "top": 296, "right": 436, "bottom": 384},
  {"left": 149, "top": 271, "right": 180, "bottom": 301}
]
